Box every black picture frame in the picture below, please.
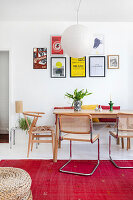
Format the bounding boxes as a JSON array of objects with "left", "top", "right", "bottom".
[
  {"left": 70, "top": 57, "right": 86, "bottom": 78},
  {"left": 51, "top": 57, "right": 66, "bottom": 78},
  {"left": 89, "top": 56, "right": 105, "bottom": 77}
]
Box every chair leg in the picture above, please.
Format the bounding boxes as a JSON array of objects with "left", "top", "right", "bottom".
[
  {"left": 31, "top": 142, "right": 33, "bottom": 151},
  {"left": 127, "top": 138, "right": 130, "bottom": 150},
  {"left": 121, "top": 138, "right": 124, "bottom": 149},
  {"left": 109, "top": 134, "right": 133, "bottom": 169},
  {"left": 129, "top": 138, "right": 131, "bottom": 149},
  {"left": 59, "top": 139, "right": 100, "bottom": 176},
  {"left": 58, "top": 130, "right": 61, "bottom": 148},
  {"left": 127, "top": 138, "right": 129, "bottom": 150},
  {"left": 27, "top": 133, "right": 32, "bottom": 158},
  {"left": 117, "top": 138, "right": 120, "bottom": 145},
  {"left": 31, "top": 135, "right": 34, "bottom": 151},
  {"left": 52, "top": 131, "right": 55, "bottom": 155}
]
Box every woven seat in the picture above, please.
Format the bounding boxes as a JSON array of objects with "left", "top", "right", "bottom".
[
  {"left": 0, "top": 167, "right": 32, "bottom": 200},
  {"left": 63, "top": 133, "right": 99, "bottom": 142},
  {"left": 32, "top": 126, "right": 54, "bottom": 133},
  {"left": 110, "top": 131, "right": 133, "bottom": 138}
]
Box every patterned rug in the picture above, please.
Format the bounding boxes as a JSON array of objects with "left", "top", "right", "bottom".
[{"left": 0, "top": 160, "right": 133, "bottom": 200}]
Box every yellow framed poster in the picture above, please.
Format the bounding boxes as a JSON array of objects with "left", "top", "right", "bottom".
[{"left": 70, "top": 57, "right": 86, "bottom": 77}]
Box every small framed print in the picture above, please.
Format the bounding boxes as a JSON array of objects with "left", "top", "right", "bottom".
[
  {"left": 33, "top": 48, "right": 47, "bottom": 69},
  {"left": 51, "top": 36, "right": 63, "bottom": 55},
  {"left": 89, "top": 56, "right": 105, "bottom": 77},
  {"left": 108, "top": 55, "right": 119, "bottom": 69},
  {"left": 70, "top": 57, "right": 86, "bottom": 78},
  {"left": 91, "top": 34, "right": 104, "bottom": 55},
  {"left": 51, "top": 57, "right": 66, "bottom": 78}
]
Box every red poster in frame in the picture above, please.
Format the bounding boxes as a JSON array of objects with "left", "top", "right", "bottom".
[
  {"left": 51, "top": 36, "right": 63, "bottom": 55},
  {"left": 33, "top": 48, "right": 47, "bottom": 69}
]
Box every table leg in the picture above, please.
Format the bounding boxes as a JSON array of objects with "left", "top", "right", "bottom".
[
  {"left": 53, "top": 115, "right": 59, "bottom": 162},
  {"left": 121, "top": 138, "right": 124, "bottom": 149},
  {"left": 117, "top": 138, "right": 120, "bottom": 145}
]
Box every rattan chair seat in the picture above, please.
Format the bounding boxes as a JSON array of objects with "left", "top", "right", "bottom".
[
  {"left": 63, "top": 133, "right": 99, "bottom": 142},
  {"left": 110, "top": 131, "right": 133, "bottom": 138},
  {"left": 0, "top": 167, "right": 32, "bottom": 200}
]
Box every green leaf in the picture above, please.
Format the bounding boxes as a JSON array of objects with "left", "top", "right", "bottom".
[
  {"left": 65, "top": 89, "right": 92, "bottom": 102},
  {"left": 19, "top": 117, "right": 32, "bottom": 131}
]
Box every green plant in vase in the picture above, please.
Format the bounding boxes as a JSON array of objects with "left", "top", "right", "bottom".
[
  {"left": 65, "top": 89, "right": 92, "bottom": 111},
  {"left": 19, "top": 117, "right": 32, "bottom": 132}
]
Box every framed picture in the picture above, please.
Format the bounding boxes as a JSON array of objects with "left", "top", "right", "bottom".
[
  {"left": 90, "top": 34, "right": 104, "bottom": 55},
  {"left": 108, "top": 55, "right": 119, "bottom": 69},
  {"left": 89, "top": 56, "right": 105, "bottom": 77},
  {"left": 70, "top": 57, "right": 86, "bottom": 78},
  {"left": 51, "top": 57, "right": 66, "bottom": 78},
  {"left": 33, "top": 48, "right": 47, "bottom": 69},
  {"left": 51, "top": 36, "right": 63, "bottom": 55}
]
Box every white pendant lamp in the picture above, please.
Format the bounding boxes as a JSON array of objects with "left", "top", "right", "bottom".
[{"left": 61, "top": 0, "right": 92, "bottom": 58}]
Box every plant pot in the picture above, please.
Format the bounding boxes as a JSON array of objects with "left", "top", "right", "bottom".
[{"left": 74, "top": 100, "right": 81, "bottom": 111}]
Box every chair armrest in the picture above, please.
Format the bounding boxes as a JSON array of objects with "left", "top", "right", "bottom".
[
  {"left": 23, "top": 112, "right": 42, "bottom": 118},
  {"left": 23, "top": 111, "right": 45, "bottom": 115},
  {"left": 31, "top": 112, "right": 45, "bottom": 115}
]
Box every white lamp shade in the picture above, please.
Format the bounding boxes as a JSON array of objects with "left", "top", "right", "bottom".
[{"left": 61, "top": 24, "right": 92, "bottom": 58}]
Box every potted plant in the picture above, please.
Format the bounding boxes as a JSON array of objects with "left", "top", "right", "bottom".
[
  {"left": 65, "top": 89, "right": 92, "bottom": 111},
  {"left": 19, "top": 117, "right": 32, "bottom": 132}
]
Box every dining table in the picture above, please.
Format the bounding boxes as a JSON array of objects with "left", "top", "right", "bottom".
[{"left": 53, "top": 109, "right": 131, "bottom": 162}]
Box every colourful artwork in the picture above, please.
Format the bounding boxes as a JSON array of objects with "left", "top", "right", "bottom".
[
  {"left": 91, "top": 35, "right": 104, "bottom": 55},
  {"left": 33, "top": 48, "right": 47, "bottom": 69},
  {"left": 70, "top": 57, "right": 86, "bottom": 77},
  {"left": 51, "top": 36, "right": 63, "bottom": 55},
  {"left": 51, "top": 57, "right": 66, "bottom": 78}
]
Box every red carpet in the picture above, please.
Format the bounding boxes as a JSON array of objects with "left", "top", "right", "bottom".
[{"left": 0, "top": 160, "right": 133, "bottom": 200}]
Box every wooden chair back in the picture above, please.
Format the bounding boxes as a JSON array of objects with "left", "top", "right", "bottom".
[
  {"left": 59, "top": 113, "right": 92, "bottom": 134},
  {"left": 23, "top": 111, "right": 44, "bottom": 132},
  {"left": 117, "top": 113, "right": 133, "bottom": 133}
]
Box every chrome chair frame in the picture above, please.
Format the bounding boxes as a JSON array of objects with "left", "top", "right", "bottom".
[
  {"left": 109, "top": 116, "right": 133, "bottom": 169},
  {"left": 59, "top": 138, "right": 100, "bottom": 176},
  {"left": 59, "top": 116, "right": 100, "bottom": 176}
]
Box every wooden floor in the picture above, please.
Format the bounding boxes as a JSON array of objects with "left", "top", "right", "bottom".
[{"left": 0, "top": 134, "right": 9, "bottom": 143}]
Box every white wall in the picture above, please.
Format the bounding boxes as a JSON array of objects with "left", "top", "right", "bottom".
[
  {"left": 0, "top": 21, "right": 132, "bottom": 126},
  {"left": 127, "top": 25, "right": 133, "bottom": 110}
]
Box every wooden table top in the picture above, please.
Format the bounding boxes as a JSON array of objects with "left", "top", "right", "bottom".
[
  {"left": 54, "top": 109, "right": 131, "bottom": 114},
  {"left": 53, "top": 109, "right": 133, "bottom": 116}
]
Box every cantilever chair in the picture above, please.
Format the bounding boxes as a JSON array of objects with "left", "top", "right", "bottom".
[
  {"left": 59, "top": 113, "right": 100, "bottom": 176},
  {"left": 23, "top": 111, "right": 54, "bottom": 158},
  {"left": 109, "top": 113, "right": 133, "bottom": 168}
]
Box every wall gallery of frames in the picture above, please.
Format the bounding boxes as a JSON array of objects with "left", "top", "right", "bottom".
[{"left": 33, "top": 35, "right": 119, "bottom": 78}]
